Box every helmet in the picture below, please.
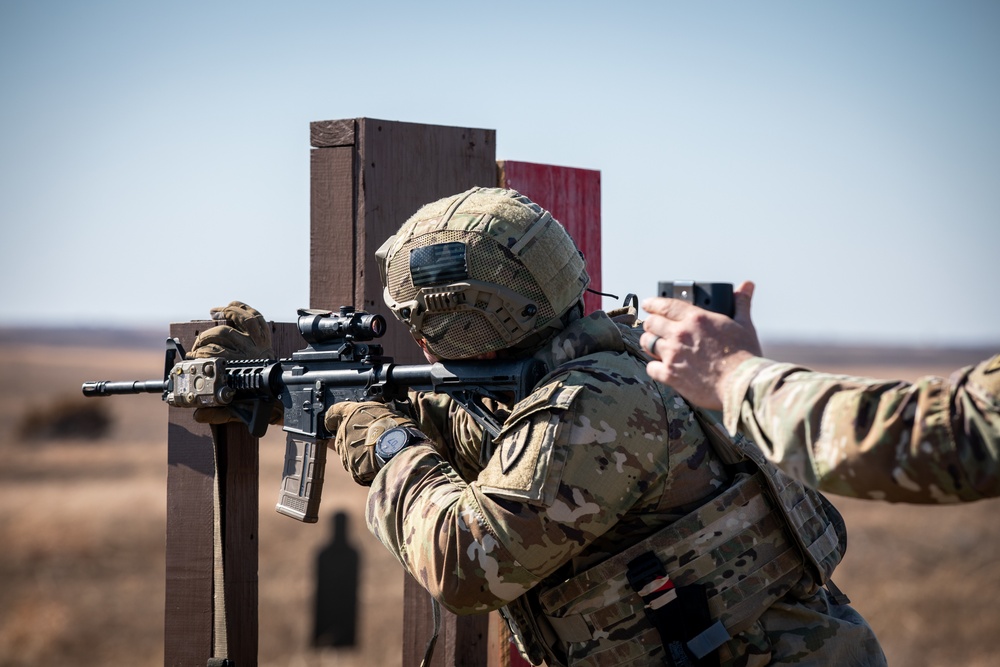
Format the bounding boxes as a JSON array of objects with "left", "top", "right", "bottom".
[{"left": 376, "top": 187, "right": 590, "bottom": 359}]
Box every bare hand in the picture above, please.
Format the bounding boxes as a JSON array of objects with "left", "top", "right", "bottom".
[{"left": 640, "top": 281, "right": 762, "bottom": 410}]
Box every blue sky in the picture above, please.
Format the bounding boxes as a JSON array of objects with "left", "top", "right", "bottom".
[{"left": 2, "top": 1, "right": 998, "bottom": 346}]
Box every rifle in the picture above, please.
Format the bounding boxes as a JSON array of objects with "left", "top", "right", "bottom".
[{"left": 82, "top": 306, "right": 546, "bottom": 523}]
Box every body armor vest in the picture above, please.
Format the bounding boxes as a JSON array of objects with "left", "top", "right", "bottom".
[{"left": 500, "top": 320, "right": 848, "bottom": 667}]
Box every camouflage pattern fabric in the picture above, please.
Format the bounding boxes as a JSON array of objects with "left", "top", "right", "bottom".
[
  {"left": 722, "top": 354, "right": 1000, "bottom": 503},
  {"left": 378, "top": 187, "right": 590, "bottom": 360},
  {"left": 365, "top": 310, "right": 885, "bottom": 666}
]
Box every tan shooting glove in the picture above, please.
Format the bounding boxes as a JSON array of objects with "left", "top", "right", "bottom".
[
  {"left": 188, "top": 301, "right": 274, "bottom": 360},
  {"left": 186, "top": 301, "right": 282, "bottom": 425},
  {"left": 324, "top": 401, "right": 423, "bottom": 485}
]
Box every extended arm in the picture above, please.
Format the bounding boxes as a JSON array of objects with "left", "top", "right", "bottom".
[
  {"left": 641, "top": 285, "right": 1000, "bottom": 503},
  {"left": 721, "top": 356, "right": 1000, "bottom": 503}
]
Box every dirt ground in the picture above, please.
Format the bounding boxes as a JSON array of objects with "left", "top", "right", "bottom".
[{"left": 0, "top": 337, "right": 997, "bottom": 666}]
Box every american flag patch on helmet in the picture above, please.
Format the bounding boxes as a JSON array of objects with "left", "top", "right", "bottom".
[{"left": 410, "top": 242, "right": 468, "bottom": 286}]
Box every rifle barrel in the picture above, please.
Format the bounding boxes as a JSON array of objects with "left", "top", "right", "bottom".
[{"left": 82, "top": 380, "right": 168, "bottom": 397}]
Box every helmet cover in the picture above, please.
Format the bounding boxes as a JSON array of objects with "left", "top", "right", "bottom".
[{"left": 377, "top": 187, "right": 590, "bottom": 359}]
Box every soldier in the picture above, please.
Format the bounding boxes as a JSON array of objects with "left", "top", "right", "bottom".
[
  {"left": 193, "top": 190, "right": 886, "bottom": 666},
  {"left": 641, "top": 281, "right": 1000, "bottom": 503}
]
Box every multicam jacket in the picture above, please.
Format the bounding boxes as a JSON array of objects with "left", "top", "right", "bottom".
[
  {"left": 722, "top": 355, "right": 1000, "bottom": 503},
  {"left": 366, "top": 311, "right": 885, "bottom": 666}
]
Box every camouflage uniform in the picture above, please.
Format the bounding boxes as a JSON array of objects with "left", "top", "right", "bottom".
[
  {"left": 365, "top": 309, "right": 885, "bottom": 666},
  {"left": 345, "top": 187, "right": 884, "bottom": 666},
  {"left": 722, "top": 355, "right": 1000, "bottom": 503}
]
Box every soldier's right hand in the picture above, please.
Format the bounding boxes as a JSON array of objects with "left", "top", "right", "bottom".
[
  {"left": 641, "top": 281, "right": 761, "bottom": 411},
  {"left": 324, "top": 401, "right": 422, "bottom": 485}
]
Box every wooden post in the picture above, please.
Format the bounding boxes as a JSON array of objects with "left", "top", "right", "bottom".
[
  {"left": 498, "top": 160, "right": 603, "bottom": 313},
  {"left": 164, "top": 323, "right": 302, "bottom": 667},
  {"left": 310, "top": 117, "right": 497, "bottom": 667},
  {"left": 164, "top": 344, "right": 214, "bottom": 666}
]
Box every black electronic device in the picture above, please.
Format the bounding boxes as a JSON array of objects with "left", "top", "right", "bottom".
[{"left": 657, "top": 281, "right": 734, "bottom": 317}]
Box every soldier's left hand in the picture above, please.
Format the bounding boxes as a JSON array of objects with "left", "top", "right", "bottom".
[
  {"left": 187, "top": 300, "right": 281, "bottom": 426},
  {"left": 188, "top": 301, "right": 274, "bottom": 361},
  {"left": 324, "top": 401, "right": 421, "bottom": 485}
]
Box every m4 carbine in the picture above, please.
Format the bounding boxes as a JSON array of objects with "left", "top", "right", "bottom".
[{"left": 82, "top": 306, "right": 546, "bottom": 523}]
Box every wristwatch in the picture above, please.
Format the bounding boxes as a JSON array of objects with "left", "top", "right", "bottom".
[{"left": 374, "top": 426, "right": 426, "bottom": 466}]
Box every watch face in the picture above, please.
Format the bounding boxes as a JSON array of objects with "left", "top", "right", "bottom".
[{"left": 376, "top": 427, "right": 410, "bottom": 460}]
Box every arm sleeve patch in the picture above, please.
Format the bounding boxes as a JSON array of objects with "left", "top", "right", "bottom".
[{"left": 476, "top": 382, "right": 582, "bottom": 506}]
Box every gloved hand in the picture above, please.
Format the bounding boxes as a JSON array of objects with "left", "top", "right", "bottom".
[
  {"left": 324, "top": 401, "right": 421, "bottom": 485},
  {"left": 188, "top": 301, "right": 274, "bottom": 360},
  {"left": 186, "top": 301, "right": 282, "bottom": 426}
]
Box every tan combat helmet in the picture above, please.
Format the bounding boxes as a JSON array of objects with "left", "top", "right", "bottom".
[{"left": 376, "top": 187, "right": 590, "bottom": 359}]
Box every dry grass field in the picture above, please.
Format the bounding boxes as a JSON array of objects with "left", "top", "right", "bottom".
[{"left": 0, "top": 333, "right": 997, "bottom": 666}]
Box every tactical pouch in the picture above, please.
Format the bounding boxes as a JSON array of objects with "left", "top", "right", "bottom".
[{"left": 531, "top": 471, "right": 816, "bottom": 667}]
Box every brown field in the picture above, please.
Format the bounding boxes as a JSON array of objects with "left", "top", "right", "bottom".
[{"left": 0, "top": 335, "right": 997, "bottom": 666}]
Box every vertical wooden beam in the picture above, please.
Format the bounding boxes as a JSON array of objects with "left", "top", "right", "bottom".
[
  {"left": 165, "top": 333, "right": 215, "bottom": 665},
  {"left": 212, "top": 422, "right": 258, "bottom": 666},
  {"left": 164, "top": 322, "right": 301, "bottom": 667},
  {"left": 310, "top": 120, "right": 356, "bottom": 314},
  {"left": 310, "top": 117, "right": 497, "bottom": 667},
  {"left": 497, "top": 161, "right": 603, "bottom": 313}
]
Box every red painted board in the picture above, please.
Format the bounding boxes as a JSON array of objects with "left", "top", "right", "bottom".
[{"left": 498, "top": 161, "right": 602, "bottom": 314}]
